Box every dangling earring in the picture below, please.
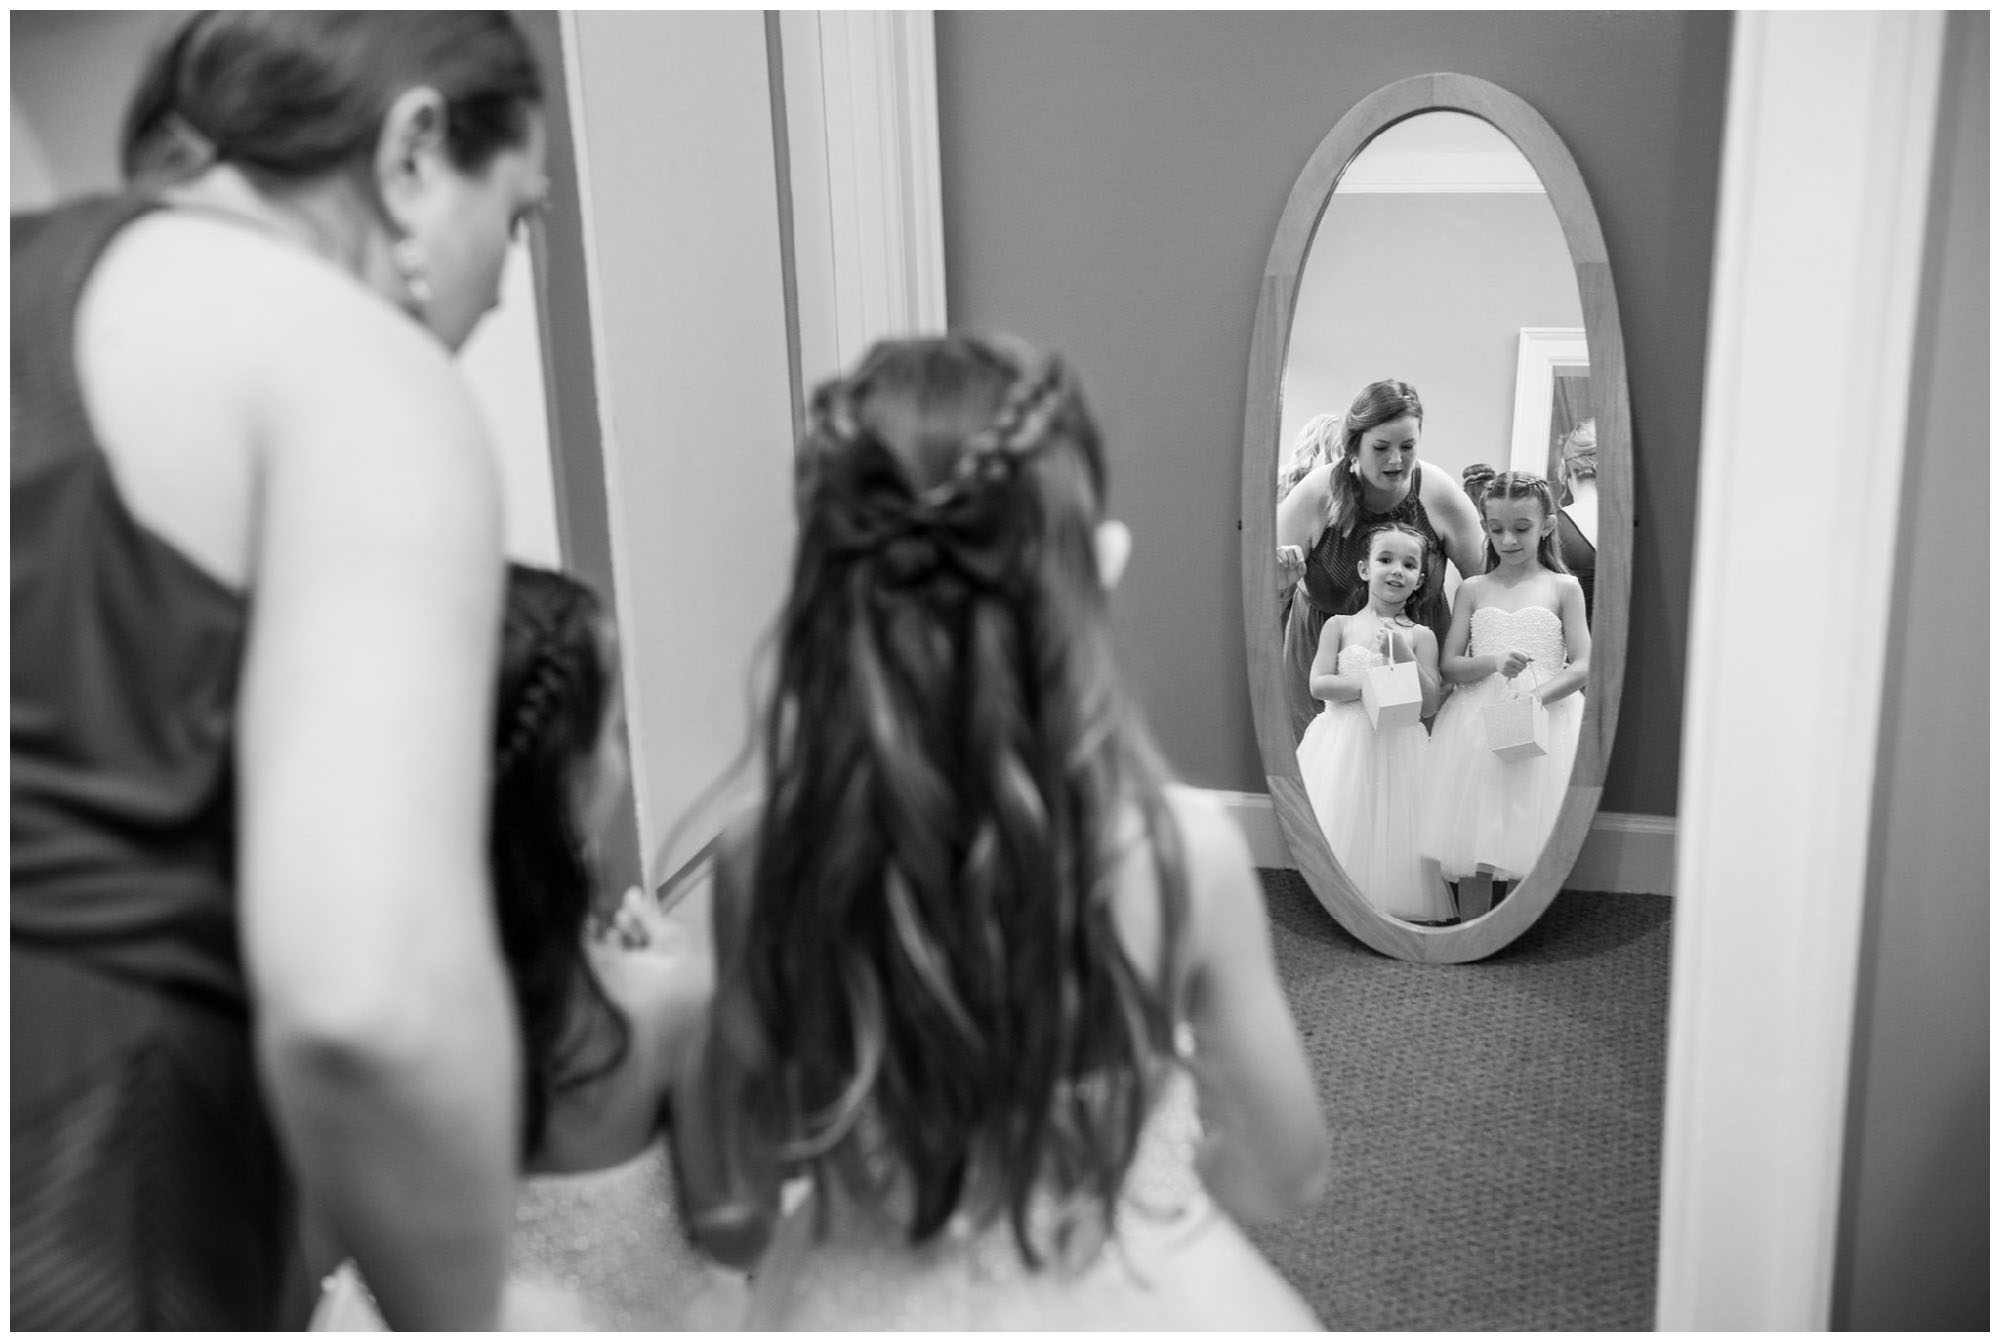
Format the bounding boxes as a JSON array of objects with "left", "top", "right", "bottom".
[{"left": 392, "top": 236, "right": 433, "bottom": 309}]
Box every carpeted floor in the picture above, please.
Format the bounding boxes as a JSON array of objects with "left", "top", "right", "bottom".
[{"left": 1244, "top": 869, "right": 1672, "bottom": 1332}]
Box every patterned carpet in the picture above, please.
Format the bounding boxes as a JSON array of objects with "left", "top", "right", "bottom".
[{"left": 1244, "top": 869, "right": 1672, "bottom": 1331}]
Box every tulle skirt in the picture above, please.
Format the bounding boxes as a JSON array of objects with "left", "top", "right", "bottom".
[
  {"left": 1420, "top": 670, "right": 1583, "bottom": 881},
  {"left": 1296, "top": 701, "right": 1452, "bottom": 922}
]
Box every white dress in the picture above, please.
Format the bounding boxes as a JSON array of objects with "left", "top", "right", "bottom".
[
  {"left": 1420, "top": 605, "right": 1583, "bottom": 882},
  {"left": 1295, "top": 643, "right": 1450, "bottom": 922},
  {"left": 309, "top": 1138, "right": 748, "bottom": 1331},
  {"left": 740, "top": 1067, "right": 1321, "bottom": 1330}
]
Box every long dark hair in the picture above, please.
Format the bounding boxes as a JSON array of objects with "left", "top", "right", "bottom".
[
  {"left": 1326, "top": 379, "right": 1425, "bottom": 538},
  {"left": 729, "top": 335, "right": 1192, "bottom": 1266},
  {"left": 492, "top": 562, "right": 631, "bottom": 1161},
  {"left": 121, "top": 11, "right": 542, "bottom": 186}
]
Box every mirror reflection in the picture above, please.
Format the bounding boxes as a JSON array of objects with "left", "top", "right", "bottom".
[{"left": 1273, "top": 112, "right": 1591, "bottom": 927}]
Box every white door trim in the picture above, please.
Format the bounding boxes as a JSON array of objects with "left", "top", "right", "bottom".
[
  {"left": 1508, "top": 325, "right": 1589, "bottom": 474},
  {"left": 777, "top": 9, "right": 947, "bottom": 399},
  {"left": 1654, "top": 11, "right": 1946, "bottom": 1329}
]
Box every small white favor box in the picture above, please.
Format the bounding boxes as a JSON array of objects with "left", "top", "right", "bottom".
[
  {"left": 1360, "top": 659, "right": 1424, "bottom": 730},
  {"left": 1484, "top": 691, "right": 1549, "bottom": 761}
]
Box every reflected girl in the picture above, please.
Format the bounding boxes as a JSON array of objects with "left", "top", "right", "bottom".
[
  {"left": 1420, "top": 473, "right": 1590, "bottom": 915},
  {"left": 1295, "top": 522, "right": 1452, "bottom": 924},
  {"left": 1276, "top": 380, "right": 1484, "bottom": 743}
]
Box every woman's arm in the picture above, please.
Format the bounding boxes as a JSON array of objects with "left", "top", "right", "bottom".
[
  {"left": 1171, "top": 791, "right": 1329, "bottom": 1223},
  {"left": 1275, "top": 462, "right": 1333, "bottom": 558},
  {"left": 1306, "top": 614, "right": 1361, "bottom": 703},
  {"left": 1421, "top": 460, "right": 1487, "bottom": 587},
  {"left": 1532, "top": 576, "right": 1593, "bottom": 705},
  {"left": 236, "top": 280, "right": 518, "bottom": 1331}
]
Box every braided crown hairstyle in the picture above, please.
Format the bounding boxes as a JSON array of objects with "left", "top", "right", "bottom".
[
  {"left": 120, "top": 11, "right": 541, "bottom": 188},
  {"left": 730, "top": 334, "right": 1192, "bottom": 1266},
  {"left": 492, "top": 562, "right": 631, "bottom": 1161},
  {"left": 1326, "top": 379, "right": 1425, "bottom": 537},
  {"left": 1479, "top": 471, "right": 1572, "bottom": 576}
]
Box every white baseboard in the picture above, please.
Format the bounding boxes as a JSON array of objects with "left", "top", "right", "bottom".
[
  {"left": 1567, "top": 811, "right": 1677, "bottom": 896},
  {"left": 1205, "top": 789, "right": 1676, "bottom": 897}
]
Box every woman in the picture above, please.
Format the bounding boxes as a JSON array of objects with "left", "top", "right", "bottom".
[
  {"left": 12, "top": 13, "right": 546, "bottom": 1328},
  {"left": 1276, "top": 379, "right": 1484, "bottom": 742},
  {"left": 1554, "top": 419, "right": 1599, "bottom": 626}
]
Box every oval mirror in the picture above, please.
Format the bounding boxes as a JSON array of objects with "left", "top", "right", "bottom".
[{"left": 1239, "top": 74, "right": 1631, "bottom": 963}]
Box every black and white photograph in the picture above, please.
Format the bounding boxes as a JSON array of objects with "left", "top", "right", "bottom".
[{"left": 11, "top": 8, "right": 1986, "bottom": 1332}]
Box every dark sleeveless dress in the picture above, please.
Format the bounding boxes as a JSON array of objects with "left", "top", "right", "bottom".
[
  {"left": 1281, "top": 463, "right": 1454, "bottom": 743},
  {"left": 12, "top": 195, "right": 300, "bottom": 1328},
  {"left": 1556, "top": 507, "right": 1596, "bottom": 627}
]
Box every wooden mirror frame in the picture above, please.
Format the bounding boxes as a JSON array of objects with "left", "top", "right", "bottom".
[{"left": 1239, "top": 73, "right": 1632, "bottom": 963}]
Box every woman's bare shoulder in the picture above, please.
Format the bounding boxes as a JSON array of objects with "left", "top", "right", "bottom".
[
  {"left": 91, "top": 211, "right": 443, "bottom": 368},
  {"left": 1418, "top": 459, "right": 1477, "bottom": 511},
  {"left": 1298, "top": 460, "right": 1337, "bottom": 498}
]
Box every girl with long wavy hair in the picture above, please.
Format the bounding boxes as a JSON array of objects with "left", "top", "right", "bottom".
[
  {"left": 315, "top": 564, "right": 746, "bottom": 1330},
  {"left": 674, "top": 335, "right": 1328, "bottom": 1328}
]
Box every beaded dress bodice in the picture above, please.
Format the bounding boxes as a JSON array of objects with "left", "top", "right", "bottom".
[
  {"left": 1469, "top": 605, "right": 1567, "bottom": 675},
  {"left": 1335, "top": 644, "right": 1390, "bottom": 676}
]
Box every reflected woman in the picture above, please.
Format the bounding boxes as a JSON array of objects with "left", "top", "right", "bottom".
[
  {"left": 1554, "top": 420, "right": 1598, "bottom": 626},
  {"left": 1276, "top": 380, "right": 1484, "bottom": 743}
]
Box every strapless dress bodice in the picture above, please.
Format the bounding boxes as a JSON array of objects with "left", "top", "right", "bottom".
[
  {"left": 1335, "top": 644, "right": 1390, "bottom": 675},
  {"left": 1469, "top": 605, "right": 1567, "bottom": 674}
]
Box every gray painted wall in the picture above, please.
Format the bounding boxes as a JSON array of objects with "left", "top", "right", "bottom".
[
  {"left": 1834, "top": 12, "right": 1989, "bottom": 1329},
  {"left": 935, "top": 11, "right": 1731, "bottom": 811},
  {"left": 1282, "top": 191, "right": 1582, "bottom": 487}
]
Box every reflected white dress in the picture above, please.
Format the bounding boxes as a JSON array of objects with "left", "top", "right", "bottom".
[
  {"left": 742, "top": 1065, "right": 1321, "bottom": 1330},
  {"left": 310, "top": 1138, "right": 749, "bottom": 1331},
  {"left": 1420, "top": 605, "right": 1583, "bottom": 881},
  {"left": 1295, "top": 643, "right": 1449, "bottom": 922}
]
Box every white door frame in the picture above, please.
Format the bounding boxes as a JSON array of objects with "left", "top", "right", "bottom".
[
  {"left": 778, "top": 9, "right": 948, "bottom": 399},
  {"left": 1654, "top": 11, "right": 1946, "bottom": 1329}
]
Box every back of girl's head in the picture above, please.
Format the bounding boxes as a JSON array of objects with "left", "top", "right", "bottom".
[
  {"left": 1479, "top": 471, "right": 1570, "bottom": 575},
  {"left": 743, "top": 333, "right": 1190, "bottom": 1263},
  {"left": 1461, "top": 461, "right": 1497, "bottom": 509},
  {"left": 1560, "top": 419, "right": 1599, "bottom": 482},
  {"left": 121, "top": 11, "right": 541, "bottom": 187},
  {"left": 493, "top": 561, "right": 628, "bottom": 1161}
]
